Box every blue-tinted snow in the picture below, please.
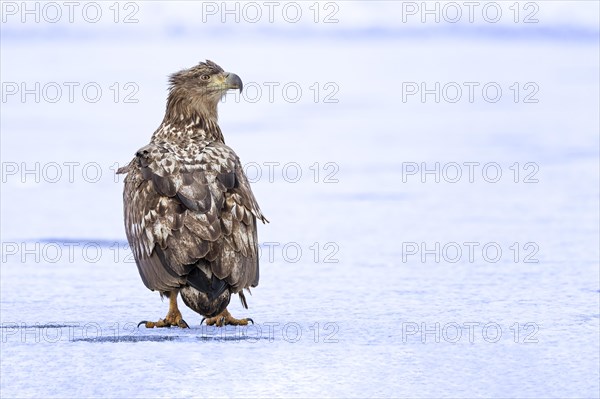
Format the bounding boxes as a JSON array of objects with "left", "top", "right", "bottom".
[{"left": 1, "top": 2, "right": 599, "bottom": 398}]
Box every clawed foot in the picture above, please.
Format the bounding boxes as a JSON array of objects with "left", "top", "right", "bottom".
[
  {"left": 201, "top": 308, "right": 253, "bottom": 327},
  {"left": 138, "top": 309, "right": 189, "bottom": 329}
]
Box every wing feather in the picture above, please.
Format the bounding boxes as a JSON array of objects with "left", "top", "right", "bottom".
[{"left": 122, "top": 139, "right": 265, "bottom": 295}]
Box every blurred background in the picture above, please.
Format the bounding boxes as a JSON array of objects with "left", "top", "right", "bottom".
[{"left": 1, "top": 1, "right": 599, "bottom": 398}]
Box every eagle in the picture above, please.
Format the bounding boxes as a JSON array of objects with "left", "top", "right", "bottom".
[{"left": 117, "top": 60, "right": 267, "bottom": 328}]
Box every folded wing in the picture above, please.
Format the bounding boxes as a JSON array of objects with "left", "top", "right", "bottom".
[{"left": 121, "top": 140, "right": 266, "bottom": 295}]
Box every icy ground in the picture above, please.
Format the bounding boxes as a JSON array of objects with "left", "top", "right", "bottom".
[{"left": 1, "top": 2, "right": 599, "bottom": 398}]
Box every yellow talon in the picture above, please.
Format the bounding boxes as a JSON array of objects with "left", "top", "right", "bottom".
[{"left": 137, "top": 291, "right": 189, "bottom": 329}]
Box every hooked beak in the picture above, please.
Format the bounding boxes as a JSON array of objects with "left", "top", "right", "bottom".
[{"left": 223, "top": 72, "right": 243, "bottom": 93}]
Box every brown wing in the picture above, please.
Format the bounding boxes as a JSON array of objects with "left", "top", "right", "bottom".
[{"left": 121, "top": 140, "right": 266, "bottom": 294}]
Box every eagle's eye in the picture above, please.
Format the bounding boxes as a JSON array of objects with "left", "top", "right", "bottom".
[{"left": 200, "top": 74, "right": 211, "bottom": 81}]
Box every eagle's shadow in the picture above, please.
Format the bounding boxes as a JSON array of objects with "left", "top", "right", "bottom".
[
  {"left": 74, "top": 335, "right": 269, "bottom": 343},
  {"left": 74, "top": 327, "right": 271, "bottom": 343}
]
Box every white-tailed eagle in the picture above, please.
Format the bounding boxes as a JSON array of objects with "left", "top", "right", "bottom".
[{"left": 117, "top": 60, "right": 267, "bottom": 327}]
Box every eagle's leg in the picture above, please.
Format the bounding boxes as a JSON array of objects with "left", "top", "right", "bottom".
[
  {"left": 201, "top": 308, "right": 253, "bottom": 327},
  {"left": 138, "top": 290, "right": 189, "bottom": 329}
]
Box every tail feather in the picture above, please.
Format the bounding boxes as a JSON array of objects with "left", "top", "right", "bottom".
[{"left": 239, "top": 292, "right": 248, "bottom": 309}]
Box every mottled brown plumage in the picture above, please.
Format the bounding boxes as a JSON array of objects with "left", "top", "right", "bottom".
[{"left": 118, "top": 60, "right": 267, "bottom": 326}]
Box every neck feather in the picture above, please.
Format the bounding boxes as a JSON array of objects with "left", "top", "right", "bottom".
[{"left": 153, "top": 89, "right": 225, "bottom": 143}]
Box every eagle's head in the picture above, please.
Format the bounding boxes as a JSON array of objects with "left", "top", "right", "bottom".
[{"left": 165, "top": 60, "right": 243, "bottom": 122}]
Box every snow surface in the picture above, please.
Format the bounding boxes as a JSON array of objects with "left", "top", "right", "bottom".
[{"left": 1, "top": 2, "right": 599, "bottom": 398}]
